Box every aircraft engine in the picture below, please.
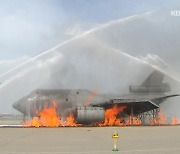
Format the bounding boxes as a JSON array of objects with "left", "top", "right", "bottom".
[{"left": 76, "top": 106, "right": 105, "bottom": 124}]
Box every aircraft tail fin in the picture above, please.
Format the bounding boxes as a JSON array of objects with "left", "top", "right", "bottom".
[
  {"left": 141, "top": 70, "right": 164, "bottom": 86},
  {"left": 129, "top": 70, "right": 170, "bottom": 93}
]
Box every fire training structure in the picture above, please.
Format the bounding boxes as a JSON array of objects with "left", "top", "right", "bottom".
[{"left": 12, "top": 70, "right": 180, "bottom": 126}]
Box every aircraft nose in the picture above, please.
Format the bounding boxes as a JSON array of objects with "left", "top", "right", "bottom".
[
  {"left": 13, "top": 97, "right": 27, "bottom": 114},
  {"left": 12, "top": 95, "right": 36, "bottom": 116}
]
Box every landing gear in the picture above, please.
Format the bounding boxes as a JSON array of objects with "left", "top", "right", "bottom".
[{"left": 137, "top": 108, "right": 160, "bottom": 125}]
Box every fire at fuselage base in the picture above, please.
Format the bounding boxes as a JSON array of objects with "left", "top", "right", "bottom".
[
  {"left": 13, "top": 71, "right": 180, "bottom": 127},
  {"left": 22, "top": 100, "right": 179, "bottom": 127}
]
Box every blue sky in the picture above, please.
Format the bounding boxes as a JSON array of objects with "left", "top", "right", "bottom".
[{"left": 0, "top": 0, "right": 170, "bottom": 59}]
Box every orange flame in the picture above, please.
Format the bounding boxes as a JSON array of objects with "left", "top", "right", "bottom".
[
  {"left": 172, "top": 117, "right": 179, "bottom": 125},
  {"left": 23, "top": 100, "right": 78, "bottom": 127},
  {"left": 31, "top": 117, "right": 41, "bottom": 127},
  {"left": 23, "top": 100, "right": 61, "bottom": 127},
  {"left": 127, "top": 116, "right": 142, "bottom": 126},
  {"left": 66, "top": 114, "right": 77, "bottom": 126},
  {"left": 133, "top": 117, "right": 142, "bottom": 125},
  {"left": 149, "top": 112, "right": 167, "bottom": 125},
  {"left": 23, "top": 99, "right": 179, "bottom": 127},
  {"left": 98, "top": 105, "right": 142, "bottom": 126},
  {"left": 103, "top": 105, "right": 126, "bottom": 126}
]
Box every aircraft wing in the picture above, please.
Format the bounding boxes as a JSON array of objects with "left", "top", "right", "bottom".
[
  {"left": 93, "top": 98, "right": 159, "bottom": 115},
  {"left": 93, "top": 94, "right": 180, "bottom": 115},
  {"left": 154, "top": 94, "right": 180, "bottom": 100}
]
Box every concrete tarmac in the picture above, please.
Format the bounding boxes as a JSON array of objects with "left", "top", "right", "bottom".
[{"left": 0, "top": 126, "right": 180, "bottom": 154}]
